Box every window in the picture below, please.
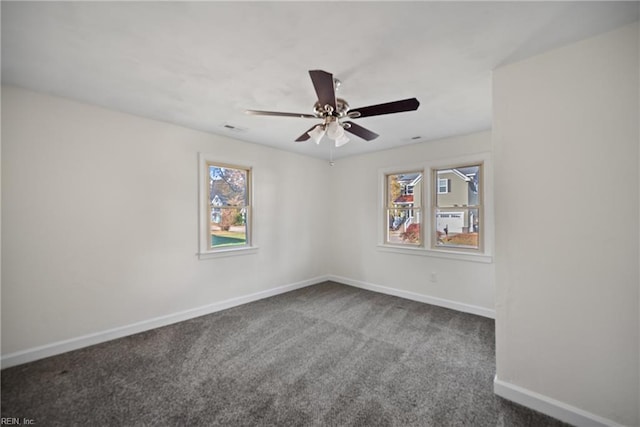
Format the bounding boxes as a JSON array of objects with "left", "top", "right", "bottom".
[
  {"left": 385, "top": 171, "right": 423, "bottom": 246},
  {"left": 433, "top": 164, "right": 482, "bottom": 250},
  {"left": 379, "top": 155, "right": 491, "bottom": 263},
  {"left": 199, "top": 155, "right": 255, "bottom": 258},
  {"left": 437, "top": 178, "right": 450, "bottom": 194}
]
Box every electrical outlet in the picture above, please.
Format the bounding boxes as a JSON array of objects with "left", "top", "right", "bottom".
[{"left": 430, "top": 272, "right": 437, "bottom": 283}]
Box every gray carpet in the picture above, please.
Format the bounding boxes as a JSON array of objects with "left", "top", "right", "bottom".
[{"left": 1, "top": 281, "right": 568, "bottom": 426}]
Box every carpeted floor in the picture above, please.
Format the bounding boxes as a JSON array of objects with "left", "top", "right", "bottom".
[{"left": 1, "top": 281, "right": 569, "bottom": 426}]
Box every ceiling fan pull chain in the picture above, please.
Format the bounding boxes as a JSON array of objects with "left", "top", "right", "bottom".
[{"left": 329, "top": 141, "right": 335, "bottom": 166}]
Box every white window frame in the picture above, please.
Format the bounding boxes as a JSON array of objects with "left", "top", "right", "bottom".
[
  {"left": 377, "top": 153, "right": 492, "bottom": 263},
  {"left": 437, "top": 178, "right": 449, "bottom": 194},
  {"left": 198, "top": 153, "right": 258, "bottom": 259}
]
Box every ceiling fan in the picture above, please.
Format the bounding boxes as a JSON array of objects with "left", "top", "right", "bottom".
[{"left": 245, "top": 70, "right": 420, "bottom": 147}]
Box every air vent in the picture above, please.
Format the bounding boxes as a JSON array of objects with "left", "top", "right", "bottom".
[{"left": 221, "top": 124, "right": 247, "bottom": 132}]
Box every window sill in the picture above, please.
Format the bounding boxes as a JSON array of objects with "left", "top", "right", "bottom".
[
  {"left": 198, "top": 246, "right": 259, "bottom": 260},
  {"left": 377, "top": 244, "right": 492, "bottom": 263}
]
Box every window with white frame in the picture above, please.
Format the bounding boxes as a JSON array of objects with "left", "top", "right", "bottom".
[
  {"left": 379, "top": 156, "right": 490, "bottom": 262},
  {"left": 199, "top": 156, "right": 255, "bottom": 258},
  {"left": 433, "top": 164, "right": 482, "bottom": 251},
  {"left": 384, "top": 171, "right": 423, "bottom": 246},
  {"left": 437, "top": 178, "right": 450, "bottom": 194}
]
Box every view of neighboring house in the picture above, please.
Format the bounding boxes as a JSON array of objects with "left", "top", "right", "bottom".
[
  {"left": 435, "top": 166, "right": 480, "bottom": 236},
  {"left": 388, "top": 167, "right": 480, "bottom": 247},
  {"left": 390, "top": 172, "right": 422, "bottom": 232},
  {"left": 210, "top": 194, "right": 225, "bottom": 223}
]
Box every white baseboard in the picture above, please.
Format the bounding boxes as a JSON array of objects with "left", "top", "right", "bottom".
[
  {"left": 2, "top": 275, "right": 494, "bottom": 369},
  {"left": 328, "top": 275, "right": 495, "bottom": 319},
  {"left": 494, "top": 376, "right": 624, "bottom": 427},
  {"left": 6, "top": 276, "right": 621, "bottom": 426},
  {"left": 1, "top": 275, "right": 329, "bottom": 369}
]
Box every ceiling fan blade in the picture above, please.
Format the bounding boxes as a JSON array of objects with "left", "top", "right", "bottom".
[
  {"left": 350, "top": 98, "right": 420, "bottom": 118},
  {"left": 246, "top": 110, "right": 316, "bottom": 119},
  {"left": 309, "top": 70, "right": 337, "bottom": 110},
  {"left": 343, "top": 121, "right": 379, "bottom": 141},
  {"left": 295, "top": 125, "right": 320, "bottom": 142}
]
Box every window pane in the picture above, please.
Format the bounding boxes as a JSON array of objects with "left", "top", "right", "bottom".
[
  {"left": 387, "top": 172, "right": 422, "bottom": 207},
  {"left": 208, "top": 164, "right": 249, "bottom": 250},
  {"left": 387, "top": 208, "right": 421, "bottom": 245},
  {"left": 209, "top": 166, "right": 247, "bottom": 207},
  {"left": 385, "top": 171, "right": 423, "bottom": 246},
  {"left": 211, "top": 207, "right": 247, "bottom": 248},
  {"left": 435, "top": 208, "right": 479, "bottom": 249},
  {"left": 435, "top": 165, "right": 480, "bottom": 208}
]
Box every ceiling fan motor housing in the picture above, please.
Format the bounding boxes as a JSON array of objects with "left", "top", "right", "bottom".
[{"left": 314, "top": 98, "right": 350, "bottom": 118}]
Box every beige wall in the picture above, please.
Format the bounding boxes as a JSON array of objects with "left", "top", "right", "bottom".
[
  {"left": 412, "top": 179, "right": 422, "bottom": 209},
  {"left": 436, "top": 171, "right": 468, "bottom": 208},
  {"left": 493, "top": 22, "right": 639, "bottom": 426}
]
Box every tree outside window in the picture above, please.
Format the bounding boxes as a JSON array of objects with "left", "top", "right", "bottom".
[
  {"left": 385, "top": 171, "right": 423, "bottom": 246},
  {"left": 208, "top": 163, "right": 250, "bottom": 249}
]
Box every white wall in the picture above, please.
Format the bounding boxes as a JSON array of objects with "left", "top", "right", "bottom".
[
  {"left": 328, "top": 131, "right": 495, "bottom": 315},
  {"left": 1, "top": 86, "right": 330, "bottom": 357},
  {"left": 1, "top": 84, "right": 497, "bottom": 364},
  {"left": 6, "top": 23, "right": 637, "bottom": 425},
  {"left": 493, "top": 23, "right": 639, "bottom": 426}
]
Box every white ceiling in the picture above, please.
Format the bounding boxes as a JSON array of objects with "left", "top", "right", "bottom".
[{"left": 2, "top": 1, "right": 638, "bottom": 160}]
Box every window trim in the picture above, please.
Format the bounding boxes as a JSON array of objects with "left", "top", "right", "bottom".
[
  {"left": 197, "top": 153, "right": 257, "bottom": 260},
  {"left": 377, "top": 153, "right": 493, "bottom": 263}
]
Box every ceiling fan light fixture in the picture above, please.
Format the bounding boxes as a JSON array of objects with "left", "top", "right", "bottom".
[
  {"left": 335, "top": 134, "right": 350, "bottom": 147},
  {"left": 326, "top": 120, "right": 344, "bottom": 139},
  {"left": 307, "top": 125, "right": 326, "bottom": 144}
]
